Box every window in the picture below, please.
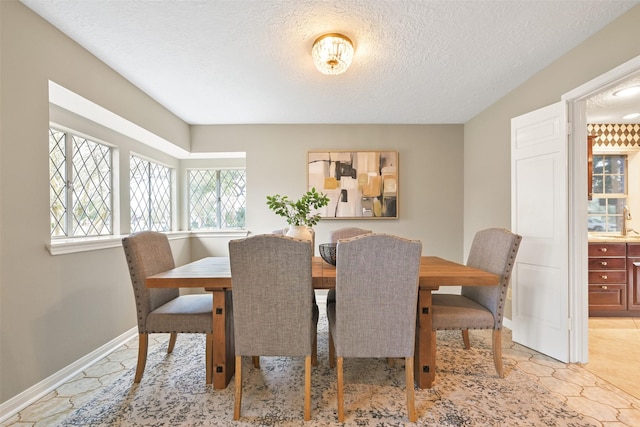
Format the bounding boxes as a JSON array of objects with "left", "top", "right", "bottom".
[
  {"left": 188, "top": 169, "right": 246, "bottom": 230},
  {"left": 588, "top": 154, "right": 626, "bottom": 232},
  {"left": 130, "top": 156, "right": 172, "bottom": 232},
  {"left": 49, "top": 128, "right": 112, "bottom": 237}
]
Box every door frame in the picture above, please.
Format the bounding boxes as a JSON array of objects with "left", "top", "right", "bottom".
[{"left": 562, "top": 55, "right": 640, "bottom": 363}]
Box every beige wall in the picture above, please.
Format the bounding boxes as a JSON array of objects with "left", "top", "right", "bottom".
[{"left": 464, "top": 5, "right": 640, "bottom": 318}]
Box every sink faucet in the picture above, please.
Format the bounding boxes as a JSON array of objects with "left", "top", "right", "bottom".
[{"left": 623, "top": 205, "right": 639, "bottom": 236}]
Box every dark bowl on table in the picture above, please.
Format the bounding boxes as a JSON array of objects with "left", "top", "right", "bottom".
[{"left": 319, "top": 243, "right": 337, "bottom": 266}]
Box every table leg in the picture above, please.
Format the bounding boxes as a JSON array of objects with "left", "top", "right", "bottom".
[
  {"left": 414, "top": 288, "right": 434, "bottom": 388},
  {"left": 212, "top": 289, "right": 235, "bottom": 389}
]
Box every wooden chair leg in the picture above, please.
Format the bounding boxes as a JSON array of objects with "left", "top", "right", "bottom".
[
  {"left": 405, "top": 356, "right": 417, "bottom": 422},
  {"left": 234, "top": 356, "right": 242, "bottom": 420},
  {"left": 205, "top": 333, "right": 213, "bottom": 385},
  {"left": 134, "top": 333, "right": 148, "bottom": 383},
  {"left": 337, "top": 356, "right": 345, "bottom": 422},
  {"left": 462, "top": 329, "right": 470, "bottom": 349},
  {"left": 328, "top": 330, "right": 336, "bottom": 368},
  {"left": 304, "top": 355, "right": 311, "bottom": 421},
  {"left": 312, "top": 333, "right": 318, "bottom": 367},
  {"left": 252, "top": 356, "right": 260, "bottom": 368},
  {"left": 492, "top": 329, "right": 504, "bottom": 378},
  {"left": 167, "top": 332, "right": 177, "bottom": 353}
]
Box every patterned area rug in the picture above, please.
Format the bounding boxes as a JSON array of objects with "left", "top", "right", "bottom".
[{"left": 62, "top": 316, "right": 597, "bottom": 427}]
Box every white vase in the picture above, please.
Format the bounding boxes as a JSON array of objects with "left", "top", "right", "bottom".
[{"left": 286, "top": 225, "right": 312, "bottom": 241}]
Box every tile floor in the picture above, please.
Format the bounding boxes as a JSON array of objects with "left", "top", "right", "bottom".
[{"left": 2, "top": 322, "right": 640, "bottom": 426}]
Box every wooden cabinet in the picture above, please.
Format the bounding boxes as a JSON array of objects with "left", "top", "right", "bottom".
[
  {"left": 589, "top": 242, "right": 640, "bottom": 316},
  {"left": 627, "top": 243, "right": 640, "bottom": 311},
  {"left": 588, "top": 242, "right": 627, "bottom": 314}
]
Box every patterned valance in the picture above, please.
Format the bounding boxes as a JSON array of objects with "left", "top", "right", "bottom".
[{"left": 588, "top": 123, "right": 640, "bottom": 147}]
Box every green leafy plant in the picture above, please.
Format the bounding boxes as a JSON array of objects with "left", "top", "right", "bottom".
[{"left": 266, "top": 187, "right": 330, "bottom": 227}]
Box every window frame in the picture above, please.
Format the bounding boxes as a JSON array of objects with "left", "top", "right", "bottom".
[
  {"left": 187, "top": 167, "right": 247, "bottom": 231},
  {"left": 129, "top": 153, "right": 174, "bottom": 233},
  {"left": 588, "top": 153, "right": 628, "bottom": 233},
  {"left": 49, "top": 125, "right": 115, "bottom": 239}
]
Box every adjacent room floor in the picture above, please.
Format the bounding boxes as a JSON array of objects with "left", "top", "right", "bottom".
[{"left": 586, "top": 317, "right": 640, "bottom": 400}]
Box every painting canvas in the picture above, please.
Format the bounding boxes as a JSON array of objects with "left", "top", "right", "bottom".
[{"left": 308, "top": 151, "right": 398, "bottom": 219}]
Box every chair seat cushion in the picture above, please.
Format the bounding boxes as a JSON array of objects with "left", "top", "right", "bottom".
[
  {"left": 146, "top": 294, "right": 213, "bottom": 333},
  {"left": 431, "top": 294, "right": 495, "bottom": 330}
]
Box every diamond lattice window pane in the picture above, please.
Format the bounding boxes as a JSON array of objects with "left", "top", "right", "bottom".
[
  {"left": 189, "top": 170, "right": 218, "bottom": 230},
  {"left": 149, "top": 161, "right": 171, "bottom": 231},
  {"left": 71, "top": 135, "right": 112, "bottom": 236},
  {"left": 219, "top": 170, "right": 246, "bottom": 228},
  {"left": 49, "top": 128, "right": 67, "bottom": 236},
  {"left": 130, "top": 156, "right": 150, "bottom": 232},
  {"left": 130, "top": 156, "right": 172, "bottom": 232}
]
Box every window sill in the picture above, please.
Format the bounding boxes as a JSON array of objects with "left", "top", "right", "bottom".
[{"left": 46, "top": 230, "right": 249, "bottom": 255}]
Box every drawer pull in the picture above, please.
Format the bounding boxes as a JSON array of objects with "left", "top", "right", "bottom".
[
  {"left": 601, "top": 285, "right": 608, "bottom": 290},
  {"left": 601, "top": 275, "right": 608, "bottom": 280},
  {"left": 601, "top": 261, "right": 608, "bottom": 266},
  {"left": 600, "top": 247, "right": 608, "bottom": 252}
]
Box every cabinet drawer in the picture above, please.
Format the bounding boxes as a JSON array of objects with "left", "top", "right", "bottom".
[
  {"left": 588, "top": 257, "right": 627, "bottom": 270},
  {"left": 627, "top": 243, "right": 640, "bottom": 257},
  {"left": 588, "top": 270, "right": 627, "bottom": 284},
  {"left": 588, "top": 243, "right": 626, "bottom": 256},
  {"left": 589, "top": 284, "right": 626, "bottom": 311}
]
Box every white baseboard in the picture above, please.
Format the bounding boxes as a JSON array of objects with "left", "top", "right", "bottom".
[
  {"left": 0, "top": 327, "right": 137, "bottom": 423},
  {"left": 503, "top": 317, "right": 513, "bottom": 331}
]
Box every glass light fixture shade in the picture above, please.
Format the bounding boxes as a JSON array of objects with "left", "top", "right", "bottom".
[
  {"left": 312, "top": 33, "right": 354, "bottom": 75},
  {"left": 613, "top": 86, "right": 640, "bottom": 97}
]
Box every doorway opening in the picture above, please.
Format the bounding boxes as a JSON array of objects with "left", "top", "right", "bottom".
[{"left": 563, "top": 55, "right": 640, "bottom": 367}]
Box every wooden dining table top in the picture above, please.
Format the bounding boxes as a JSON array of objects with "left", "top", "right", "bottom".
[{"left": 146, "top": 256, "right": 499, "bottom": 290}]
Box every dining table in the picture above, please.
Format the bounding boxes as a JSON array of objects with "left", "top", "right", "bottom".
[{"left": 146, "top": 255, "right": 499, "bottom": 390}]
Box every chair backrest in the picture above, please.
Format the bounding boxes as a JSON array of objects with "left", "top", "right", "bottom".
[
  {"left": 329, "top": 227, "right": 372, "bottom": 243},
  {"left": 122, "top": 231, "right": 179, "bottom": 332},
  {"left": 335, "top": 233, "right": 422, "bottom": 358},
  {"left": 461, "top": 228, "right": 522, "bottom": 330},
  {"left": 230, "top": 234, "right": 314, "bottom": 357}
]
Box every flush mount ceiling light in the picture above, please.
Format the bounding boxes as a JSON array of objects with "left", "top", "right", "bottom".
[
  {"left": 613, "top": 85, "right": 640, "bottom": 97},
  {"left": 312, "top": 33, "right": 354, "bottom": 75}
]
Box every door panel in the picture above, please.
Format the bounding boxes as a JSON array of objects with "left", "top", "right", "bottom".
[{"left": 511, "top": 102, "right": 570, "bottom": 362}]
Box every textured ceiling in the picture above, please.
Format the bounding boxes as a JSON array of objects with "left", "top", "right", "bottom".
[
  {"left": 587, "top": 74, "right": 640, "bottom": 123},
  {"left": 20, "top": 0, "right": 640, "bottom": 125}
]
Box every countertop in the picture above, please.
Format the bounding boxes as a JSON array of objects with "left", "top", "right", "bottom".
[{"left": 588, "top": 233, "right": 640, "bottom": 243}]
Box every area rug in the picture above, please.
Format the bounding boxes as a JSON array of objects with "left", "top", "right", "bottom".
[{"left": 62, "top": 315, "right": 597, "bottom": 427}]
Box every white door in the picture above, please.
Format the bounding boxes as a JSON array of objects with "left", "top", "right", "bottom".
[{"left": 511, "top": 102, "right": 570, "bottom": 362}]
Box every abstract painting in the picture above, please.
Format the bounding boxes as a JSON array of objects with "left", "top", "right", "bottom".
[{"left": 308, "top": 151, "right": 398, "bottom": 219}]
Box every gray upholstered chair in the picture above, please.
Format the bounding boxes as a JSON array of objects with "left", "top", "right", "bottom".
[
  {"left": 326, "top": 227, "right": 372, "bottom": 306},
  {"left": 327, "top": 233, "right": 422, "bottom": 422},
  {"left": 431, "top": 228, "right": 522, "bottom": 378},
  {"left": 272, "top": 227, "right": 319, "bottom": 366},
  {"left": 229, "top": 234, "right": 318, "bottom": 421},
  {"left": 122, "top": 231, "right": 213, "bottom": 384}
]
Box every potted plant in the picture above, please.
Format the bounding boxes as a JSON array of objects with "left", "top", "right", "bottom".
[{"left": 266, "top": 187, "right": 329, "bottom": 239}]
